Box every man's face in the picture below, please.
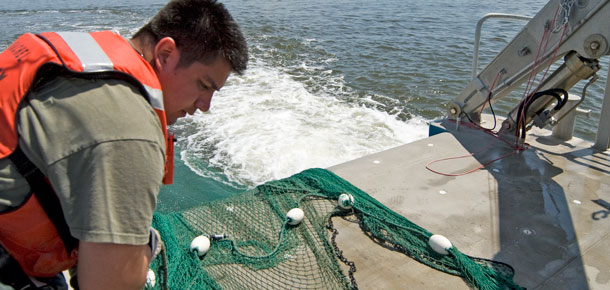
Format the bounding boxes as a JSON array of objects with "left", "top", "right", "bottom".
[{"left": 154, "top": 39, "right": 232, "bottom": 125}]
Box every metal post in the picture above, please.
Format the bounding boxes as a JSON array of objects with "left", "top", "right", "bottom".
[
  {"left": 552, "top": 95, "right": 581, "bottom": 140},
  {"left": 594, "top": 61, "right": 610, "bottom": 151}
]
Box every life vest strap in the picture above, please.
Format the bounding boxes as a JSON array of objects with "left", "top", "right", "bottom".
[{"left": 7, "top": 147, "right": 78, "bottom": 253}]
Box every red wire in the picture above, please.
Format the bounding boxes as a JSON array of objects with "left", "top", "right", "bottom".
[
  {"left": 515, "top": 5, "right": 560, "bottom": 140},
  {"left": 530, "top": 25, "right": 568, "bottom": 95},
  {"left": 425, "top": 120, "right": 527, "bottom": 177},
  {"left": 479, "top": 70, "right": 502, "bottom": 113},
  {"left": 516, "top": 23, "right": 567, "bottom": 145},
  {"left": 450, "top": 118, "right": 523, "bottom": 149},
  {"left": 520, "top": 5, "right": 559, "bottom": 103},
  {"left": 516, "top": 3, "right": 568, "bottom": 146},
  {"left": 425, "top": 149, "right": 518, "bottom": 177},
  {"left": 525, "top": 7, "right": 559, "bottom": 97},
  {"left": 426, "top": 3, "right": 568, "bottom": 177}
]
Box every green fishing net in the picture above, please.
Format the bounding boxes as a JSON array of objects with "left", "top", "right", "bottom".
[{"left": 147, "top": 168, "right": 522, "bottom": 290}]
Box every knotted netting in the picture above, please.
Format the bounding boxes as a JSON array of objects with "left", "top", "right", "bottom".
[{"left": 147, "top": 168, "right": 523, "bottom": 290}]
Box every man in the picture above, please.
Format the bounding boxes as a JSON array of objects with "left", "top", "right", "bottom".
[{"left": 0, "top": 0, "right": 248, "bottom": 289}]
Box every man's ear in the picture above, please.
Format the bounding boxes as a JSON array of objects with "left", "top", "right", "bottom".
[{"left": 153, "top": 37, "right": 178, "bottom": 71}]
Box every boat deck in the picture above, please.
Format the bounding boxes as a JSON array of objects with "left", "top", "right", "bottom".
[{"left": 329, "top": 117, "right": 610, "bottom": 289}]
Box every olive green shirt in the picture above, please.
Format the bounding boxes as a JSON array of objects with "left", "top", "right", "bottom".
[{"left": 0, "top": 75, "right": 166, "bottom": 245}]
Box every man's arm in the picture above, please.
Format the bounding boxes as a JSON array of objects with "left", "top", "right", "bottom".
[
  {"left": 18, "top": 77, "right": 166, "bottom": 288},
  {"left": 77, "top": 241, "right": 152, "bottom": 290}
]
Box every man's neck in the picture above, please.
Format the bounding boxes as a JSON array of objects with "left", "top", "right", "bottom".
[{"left": 129, "top": 35, "right": 155, "bottom": 65}]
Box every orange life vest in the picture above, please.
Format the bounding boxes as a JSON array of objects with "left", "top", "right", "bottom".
[{"left": 0, "top": 31, "right": 174, "bottom": 277}]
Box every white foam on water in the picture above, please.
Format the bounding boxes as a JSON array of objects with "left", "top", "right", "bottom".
[{"left": 175, "top": 61, "right": 429, "bottom": 188}]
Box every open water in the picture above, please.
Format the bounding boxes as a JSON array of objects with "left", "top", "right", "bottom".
[{"left": 1, "top": 0, "right": 607, "bottom": 211}]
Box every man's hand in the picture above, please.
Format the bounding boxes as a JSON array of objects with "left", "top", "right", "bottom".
[
  {"left": 148, "top": 228, "right": 164, "bottom": 261},
  {"left": 77, "top": 241, "right": 151, "bottom": 290}
]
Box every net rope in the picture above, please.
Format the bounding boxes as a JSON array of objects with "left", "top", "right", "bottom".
[{"left": 147, "top": 168, "right": 523, "bottom": 290}]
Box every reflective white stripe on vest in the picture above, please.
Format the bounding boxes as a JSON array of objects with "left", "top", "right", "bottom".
[
  {"left": 145, "top": 85, "right": 164, "bottom": 110},
  {"left": 57, "top": 32, "right": 114, "bottom": 72}
]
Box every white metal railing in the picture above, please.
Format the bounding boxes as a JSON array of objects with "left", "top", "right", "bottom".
[{"left": 472, "top": 13, "right": 532, "bottom": 80}]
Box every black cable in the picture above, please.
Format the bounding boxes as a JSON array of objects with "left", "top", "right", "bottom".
[
  {"left": 462, "top": 103, "right": 496, "bottom": 132},
  {"left": 516, "top": 88, "right": 568, "bottom": 140},
  {"left": 487, "top": 95, "right": 497, "bottom": 131}
]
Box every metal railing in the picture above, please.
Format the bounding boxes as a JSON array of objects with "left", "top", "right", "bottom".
[{"left": 472, "top": 13, "right": 532, "bottom": 80}]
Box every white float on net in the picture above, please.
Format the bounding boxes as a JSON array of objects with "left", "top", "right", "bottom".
[
  {"left": 286, "top": 208, "right": 305, "bottom": 225},
  {"left": 190, "top": 235, "right": 211, "bottom": 256}
]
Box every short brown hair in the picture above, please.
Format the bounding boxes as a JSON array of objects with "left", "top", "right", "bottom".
[{"left": 134, "top": 0, "right": 248, "bottom": 74}]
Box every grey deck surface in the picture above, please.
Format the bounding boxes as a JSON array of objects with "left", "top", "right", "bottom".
[{"left": 329, "top": 118, "right": 610, "bottom": 290}]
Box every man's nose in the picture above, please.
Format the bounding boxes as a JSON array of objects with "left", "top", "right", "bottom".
[{"left": 195, "top": 93, "right": 213, "bottom": 112}]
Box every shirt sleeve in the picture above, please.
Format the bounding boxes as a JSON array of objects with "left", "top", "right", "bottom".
[{"left": 17, "top": 76, "right": 166, "bottom": 245}]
